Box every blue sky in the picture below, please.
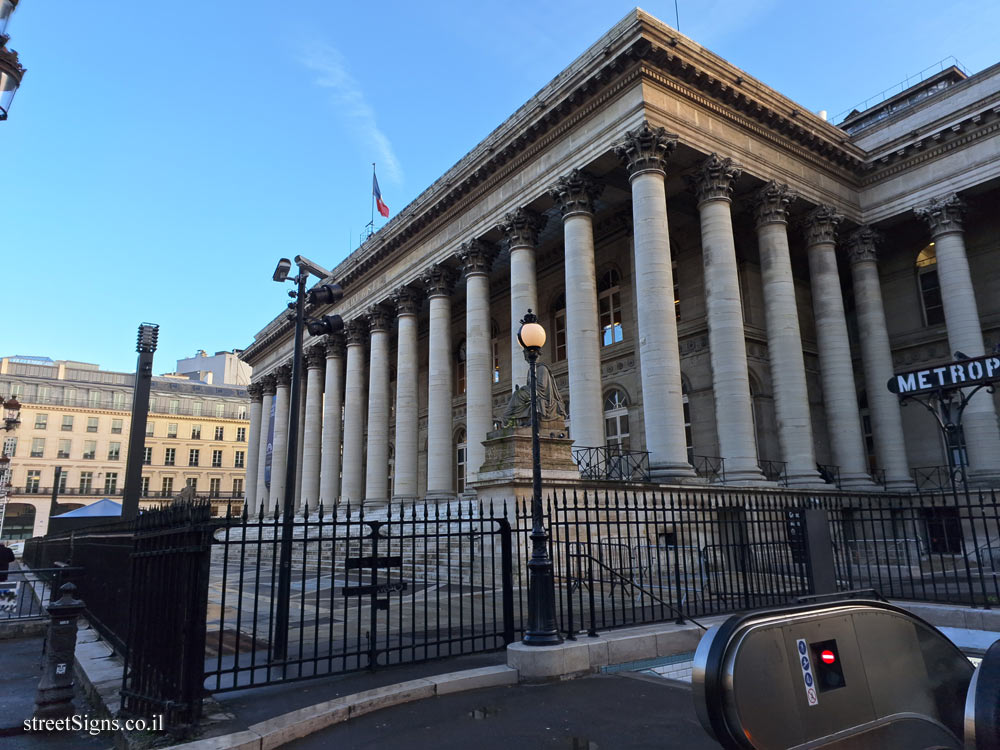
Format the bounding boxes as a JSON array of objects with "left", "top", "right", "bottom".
[{"left": 5, "top": 0, "right": 1000, "bottom": 375}]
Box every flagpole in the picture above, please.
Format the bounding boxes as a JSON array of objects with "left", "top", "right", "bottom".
[{"left": 370, "top": 162, "right": 376, "bottom": 229}]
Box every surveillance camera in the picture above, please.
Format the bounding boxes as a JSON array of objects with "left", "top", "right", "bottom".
[
  {"left": 273, "top": 258, "right": 292, "bottom": 282},
  {"left": 294, "top": 255, "right": 332, "bottom": 280}
]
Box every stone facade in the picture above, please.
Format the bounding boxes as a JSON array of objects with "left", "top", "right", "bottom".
[{"left": 240, "top": 10, "right": 1000, "bottom": 508}]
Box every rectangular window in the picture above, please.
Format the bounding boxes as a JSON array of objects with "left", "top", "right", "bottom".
[
  {"left": 143, "top": 446, "right": 152, "bottom": 465},
  {"left": 169, "top": 399, "right": 179, "bottom": 414},
  {"left": 57, "top": 439, "right": 71, "bottom": 459},
  {"left": 79, "top": 472, "right": 93, "bottom": 494},
  {"left": 61, "top": 415, "right": 74, "bottom": 431},
  {"left": 215, "top": 403, "right": 225, "bottom": 418},
  {"left": 3, "top": 436, "right": 16, "bottom": 458},
  {"left": 209, "top": 477, "right": 221, "bottom": 497},
  {"left": 233, "top": 478, "right": 243, "bottom": 496},
  {"left": 212, "top": 449, "right": 223, "bottom": 468},
  {"left": 113, "top": 392, "right": 127, "bottom": 410},
  {"left": 554, "top": 309, "right": 567, "bottom": 362},
  {"left": 108, "top": 442, "right": 121, "bottom": 461},
  {"left": 192, "top": 401, "right": 203, "bottom": 417},
  {"left": 57, "top": 471, "right": 67, "bottom": 493},
  {"left": 167, "top": 423, "right": 178, "bottom": 438},
  {"left": 237, "top": 405, "right": 247, "bottom": 419},
  {"left": 38, "top": 386, "right": 50, "bottom": 404},
  {"left": 236, "top": 427, "right": 246, "bottom": 442},
  {"left": 164, "top": 447, "right": 175, "bottom": 466},
  {"left": 26, "top": 470, "right": 41, "bottom": 493},
  {"left": 189, "top": 448, "right": 200, "bottom": 466},
  {"left": 140, "top": 476, "right": 150, "bottom": 497},
  {"left": 186, "top": 478, "right": 198, "bottom": 492},
  {"left": 234, "top": 450, "right": 245, "bottom": 469},
  {"left": 148, "top": 397, "right": 158, "bottom": 413},
  {"left": 111, "top": 418, "right": 123, "bottom": 434},
  {"left": 492, "top": 339, "right": 501, "bottom": 384},
  {"left": 89, "top": 391, "right": 101, "bottom": 408},
  {"left": 30, "top": 437, "right": 45, "bottom": 458},
  {"left": 34, "top": 413, "right": 48, "bottom": 430},
  {"left": 82, "top": 440, "right": 97, "bottom": 460},
  {"left": 104, "top": 472, "right": 118, "bottom": 494},
  {"left": 214, "top": 426, "right": 225, "bottom": 441},
  {"left": 146, "top": 421, "right": 155, "bottom": 437},
  {"left": 87, "top": 417, "right": 99, "bottom": 433},
  {"left": 161, "top": 477, "right": 173, "bottom": 496},
  {"left": 191, "top": 424, "right": 202, "bottom": 440}
]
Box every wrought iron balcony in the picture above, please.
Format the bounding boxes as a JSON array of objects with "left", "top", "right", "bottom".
[{"left": 573, "top": 444, "right": 651, "bottom": 482}]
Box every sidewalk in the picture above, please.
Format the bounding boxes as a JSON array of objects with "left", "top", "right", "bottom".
[{"left": 0, "top": 635, "right": 111, "bottom": 750}]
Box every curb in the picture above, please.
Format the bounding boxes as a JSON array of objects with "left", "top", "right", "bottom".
[{"left": 161, "top": 665, "right": 518, "bottom": 750}]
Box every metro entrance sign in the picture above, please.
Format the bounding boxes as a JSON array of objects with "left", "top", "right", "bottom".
[{"left": 887, "top": 353, "right": 1000, "bottom": 396}]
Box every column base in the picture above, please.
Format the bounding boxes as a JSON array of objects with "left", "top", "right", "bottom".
[
  {"left": 363, "top": 497, "right": 389, "bottom": 509},
  {"left": 391, "top": 494, "right": 419, "bottom": 504},
  {"left": 424, "top": 491, "right": 457, "bottom": 504},
  {"left": 966, "top": 469, "right": 1000, "bottom": 489},
  {"left": 649, "top": 462, "right": 700, "bottom": 483},
  {"left": 883, "top": 476, "right": 916, "bottom": 492},
  {"left": 719, "top": 464, "right": 771, "bottom": 485},
  {"left": 838, "top": 473, "right": 883, "bottom": 491}
]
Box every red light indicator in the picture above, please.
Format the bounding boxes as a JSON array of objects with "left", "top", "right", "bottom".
[{"left": 820, "top": 650, "right": 836, "bottom": 665}]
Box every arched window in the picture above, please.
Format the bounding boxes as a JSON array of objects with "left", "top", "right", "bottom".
[
  {"left": 598, "top": 269, "right": 623, "bottom": 346},
  {"left": 603, "top": 389, "right": 629, "bottom": 449},
  {"left": 491, "top": 320, "right": 501, "bottom": 384},
  {"left": 916, "top": 243, "right": 945, "bottom": 326},
  {"left": 552, "top": 293, "right": 567, "bottom": 362},
  {"left": 455, "top": 339, "right": 466, "bottom": 394},
  {"left": 455, "top": 429, "right": 467, "bottom": 494}
]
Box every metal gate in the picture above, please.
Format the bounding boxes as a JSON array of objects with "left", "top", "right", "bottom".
[{"left": 202, "top": 501, "right": 515, "bottom": 694}]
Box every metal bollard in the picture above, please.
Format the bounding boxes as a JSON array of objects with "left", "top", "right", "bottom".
[{"left": 33, "top": 582, "right": 85, "bottom": 720}]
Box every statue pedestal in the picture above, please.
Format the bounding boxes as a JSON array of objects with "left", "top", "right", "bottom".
[{"left": 470, "top": 425, "right": 581, "bottom": 505}]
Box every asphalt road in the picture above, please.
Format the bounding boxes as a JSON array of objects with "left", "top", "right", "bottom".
[{"left": 285, "top": 672, "right": 719, "bottom": 750}]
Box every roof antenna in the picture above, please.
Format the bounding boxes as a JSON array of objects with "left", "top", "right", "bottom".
[{"left": 674, "top": 0, "right": 680, "bottom": 31}]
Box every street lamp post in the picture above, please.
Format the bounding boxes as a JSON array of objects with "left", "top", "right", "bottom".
[
  {"left": 271, "top": 255, "right": 343, "bottom": 662},
  {"left": 0, "top": 396, "right": 21, "bottom": 540},
  {"left": 0, "top": 0, "right": 25, "bottom": 121},
  {"left": 517, "top": 309, "right": 562, "bottom": 646}
]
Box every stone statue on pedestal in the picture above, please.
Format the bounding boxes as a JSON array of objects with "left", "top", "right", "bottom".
[{"left": 501, "top": 362, "right": 567, "bottom": 427}]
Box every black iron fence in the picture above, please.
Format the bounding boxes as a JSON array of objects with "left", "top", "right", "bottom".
[
  {"left": 758, "top": 459, "right": 788, "bottom": 485},
  {"left": 692, "top": 455, "right": 725, "bottom": 483},
  {"left": 18, "top": 484, "right": 1000, "bottom": 732},
  {"left": 911, "top": 465, "right": 964, "bottom": 491},
  {"left": 573, "top": 445, "right": 651, "bottom": 482},
  {"left": 0, "top": 565, "right": 82, "bottom": 621}
]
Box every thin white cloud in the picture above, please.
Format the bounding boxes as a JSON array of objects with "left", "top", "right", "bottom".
[{"left": 299, "top": 42, "right": 403, "bottom": 184}]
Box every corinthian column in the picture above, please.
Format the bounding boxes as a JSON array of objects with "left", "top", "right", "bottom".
[
  {"left": 549, "top": 169, "right": 605, "bottom": 450},
  {"left": 753, "top": 181, "right": 823, "bottom": 487},
  {"left": 915, "top": 194, "right": 1000, "bottom": 482},
  {"left": 365, "top": 304, "right": 392, "bottom": 506},
  {"left": 319, "top": 334, "right": 344, "bottom": 511},
  {"left": 423, "top": 264, "right": 457, "bottom": 500},
  {"left": 392, "top": 287, "right": 422, "bottom": 501},
  {"left": 460, "top": 239, "right": 498, "bottom": 491},
  {"left": 846, "top": 228, "right": 913, "bottom": 489},
  {"left": 245, "top": 382, "right": 263, "bottom": 507},
  {"left": 256, "top": 375, "right": 276, "bottom": 508},
  {"left": 614, "top": 122, "right": 695, "bottom": 480},
  {"left": 270, "top": 364, "right": 292, "bottom": 513},
  {"left": 300, "top": 345, "right": 325, "bottom": 512},
  {"left": 692, "top": 155, "right": 765, "bottom": 483},
  {"left": 341, "top": 319, "right": 368, "bottom": 504},
  {"left": 803, "top": 206, "right": 875, "bottom": 488},
  {"left": 499, "top": 208, "right": 545, "bottom": 390}
]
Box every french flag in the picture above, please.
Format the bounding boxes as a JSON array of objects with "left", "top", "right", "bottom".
[{"left": 373, "top": 173, "right": 390, "bottom": 218}]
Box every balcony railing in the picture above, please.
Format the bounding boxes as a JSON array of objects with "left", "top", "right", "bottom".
[
  {"left": 11, "top": 393, "right": 248, "bottom": 420},
  {"left": 912, "top": 464, "right": 964, "bottom": 491},
  {"left": 758, "top": 458, "right": 788, "bottom": 486},
  {"left": 691, "top": 454, "right": 726, "bottom": 484},
  {"left": 7, "top": 486, "right": 247, "bottom": 501},
  {"left": 573, "top": 444, "right": 651, "bottom": 482},
  {"left": 816, "top": 463, "right": 841, "bottom": 489}
]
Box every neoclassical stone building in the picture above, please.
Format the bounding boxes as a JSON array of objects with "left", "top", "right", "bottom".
[{"left": 239, "top": 10, "right": 1000, "bottom": 511}]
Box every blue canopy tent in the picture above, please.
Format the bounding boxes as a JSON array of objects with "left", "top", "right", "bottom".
[{"left": 54, "top": 499, "right": 122, "bottom": 518}]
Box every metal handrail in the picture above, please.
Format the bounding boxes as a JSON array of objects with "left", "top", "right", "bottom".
[
  {"left": 758, "top": 459, "right": 788, "bottom": 486},
  {"left": 572, "top": 444, "right": 651, "bottom": 482},
  {"left": 692, "top": 455, "right": 726, "bottom": 484}
]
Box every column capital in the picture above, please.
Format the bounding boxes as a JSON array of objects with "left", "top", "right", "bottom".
[
  {"left": 275, "top": 363, "right": 293, "bottom": 387},
  {"left": 260, "top": 374, "right": 277, "bottom": 395},
  {"left": 690, "top": 153, "right": 742, "bottom": 204},
  {"left": 498, "top": 207, "right": 546, "bottom": 249},
  {"left": 458, "top": 238, "right": 497, "bottom": 278},
  {"left": 803, "top": 205, "right": 845, "bottom": 246},
  {"left": 914, "top": 192, "right": 965, "bottom": 236},
  {"left": 324, "top": 332, "right": 346, "bottom": 358},
  {"left": 247, "top": 382, "right": 264, "bottom": 401},
  {"left": 345, "top": 318, "right": 369, "bottom": 346},
  {"left": 305, "top": 344, "right": 326, "bottom": 370},
  {"left": 422, "top": 264, "right": 457, "bottom": 298},
  {"left": 366, "top": 303, "right": 393, "bottom": 332},
  {"left": 549, "top": 169, "right": 603, "bottom": 217},
  {"left": 614, "top": 121, "right": 678, "bottom": 177},
  {"left": 753, "top": 180, "right": 797, "bottom": 227},
  {"left": 392, "top": 285, "right": 422, "bottom": 316},
  {"left": 845, "top": 225, "right": 882, "bottom": 265}
]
